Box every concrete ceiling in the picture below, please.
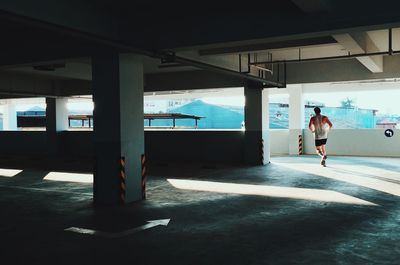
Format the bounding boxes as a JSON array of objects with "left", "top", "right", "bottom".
[
  {"left": 5, "top": 26, "right": 398, "bottom": 81},
  {"left": 1, "top": 0, "right": 400, "bottom": 97}
]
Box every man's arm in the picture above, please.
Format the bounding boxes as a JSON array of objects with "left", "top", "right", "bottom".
[
  {"left": 325, "top": 117, "right": 333, "bottom": 128},
  {"left": 308, "top": 117, "right": 315, "bottom": 132}
]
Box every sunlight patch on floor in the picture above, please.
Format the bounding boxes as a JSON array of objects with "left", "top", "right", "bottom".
[
  {"left": 167, "top": 179, "right": 377, "bottom": 206},
  {"left": 332, "top": 164, "right": 400, "bottom": 182},
  {"left": 0, "top": 168, "right": 22, "bottom": 177},
  {"left": 274, "top": 161, "right": 400, "bottom": 196},
  {"left": 44, "top": 172, "right": 93, "bottom": 183}
]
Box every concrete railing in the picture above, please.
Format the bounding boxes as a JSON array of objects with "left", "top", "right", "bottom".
[
  {"left": 270, "top": 128, "right": 400, "bottom": 157},
  {"left": 0, "top": 129, "right": 398, "bottom": 162}
]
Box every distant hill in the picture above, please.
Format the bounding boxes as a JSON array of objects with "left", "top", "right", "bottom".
[
  {"left": 146, "top": 100, "right": 244, "bottom": 129},
  {"left": 26, "top": 106, "right": 46, "bottom": 112},
  {"left": 174, "top": 100, "right": 243, "bottom": 129}
]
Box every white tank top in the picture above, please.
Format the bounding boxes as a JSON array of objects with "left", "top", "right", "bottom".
[{"left": 314, "top": 115, "right": 329, "bottom": 140}]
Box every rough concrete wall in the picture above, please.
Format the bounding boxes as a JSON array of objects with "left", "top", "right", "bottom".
[
  {"left": 144, "top": 130, "right": 245, "bottom": 164},
  {"left": 0, "top": 131, "right": 246, "bottom": 164},
  {"left": 0, "top": 131, "right": 47, "bottom": 156}
]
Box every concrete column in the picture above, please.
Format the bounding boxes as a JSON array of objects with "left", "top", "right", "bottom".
[
  {"left": 244, "top": 81, "right": 270, "bottom": 165},
  {"left": 56, "top": 98, "right": 69, "bottom": 131},
  {"left": 2, "top": 101, "right": 17, "bottom": 130},
  {"left": 288, "top": 85, "right": 305, "bottom": 155},
  {"left": 92, "top": 52, "right": 144, "bottom": 205},
  {"left": 46, "top": 98, "right": 57, "bottom": 155}
]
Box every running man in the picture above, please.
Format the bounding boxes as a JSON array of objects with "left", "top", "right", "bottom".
[{"left": 308, "top": 107, "right": 333, "bottom": 167}]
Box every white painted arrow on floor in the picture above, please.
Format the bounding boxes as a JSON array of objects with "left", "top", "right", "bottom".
[{"left": 65, "top": 219, "right": 170, "bottom": 238}]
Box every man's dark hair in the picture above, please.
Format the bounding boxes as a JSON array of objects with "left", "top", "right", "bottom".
[{"left": 314, "top": 107, "right": 321, "bottom": 115}]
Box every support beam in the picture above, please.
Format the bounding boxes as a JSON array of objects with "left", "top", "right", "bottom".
[
  {"left": 55, "top": 98, "right": 69, "bottom": 131},
  {"left": 288, "top": 85, "right": 304, "bottom": 155},
  {"left": 244, "top": 81, "right": 270, "bottom": 165},
  {"left": 332, "top": 33, "right": 383, "bottom": 73},
  {"left": 46, "top": 97, "right": 57, "bottom": 154},
  {"left": 286, "top": 55, "right": 400, "bottom": 84},
  {"left": 92, "top": 52, "right": 144, "bottom": 205},
  {"left": 199, "top": 37, "right": 337, "bottom": 56},
  {"left": 1, "top": 100, "right": 17, "bottom": 130}
]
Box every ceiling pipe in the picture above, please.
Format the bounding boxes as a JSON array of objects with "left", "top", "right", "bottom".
[
  {"left": 250, "top": 50, "right": 397, "bottom": 65},
  {"left": 252, "top": 64, "right": 273, "bottom": 74},
  {"left": 0, "top": 91, "right": 58, "bottom": 98},
  {"left": 171, "top": 55, "right": 285, "bottom": 88}
]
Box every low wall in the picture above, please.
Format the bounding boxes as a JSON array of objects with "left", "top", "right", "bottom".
[
  {"left": 270, "top": 129, "right": 289, "bottom": 155},
  {"left": 0, "top": 130, "right": 246, "bottom": 163},
  {"left": 268, "top": 129, "right": 400, "bottom": 157},
  {"left": 304, "top": 129, "right": 400, "bottom": 157},
  {"left": 0, "top": 131, "right": 47, "bottom": 156},
  {"left": 58, "top": 131, "right": 94, "bottom": 157},
  {"left": 0, "top": 129, "right": 398, "bottom": 163},
  {"left": 145, "top": 130, "right": 245, "bottom": 163}
]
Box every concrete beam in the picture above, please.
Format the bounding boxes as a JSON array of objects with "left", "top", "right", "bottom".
[
  {"left": 10, "top": 62, "right": 92, "bottom": 81},
  {"left": 286, "top": 55, "right": 400, "bottom": 84},
  {"left": 333, "top": 33, "right": 383, "bottom": 73},
  {"left": 0, "top": 72, "right": 92, "bottom": 98},
  {"left": 199, "top": 37, "right": 337, "bottom": 56},
  {"left": 0, "top": 72, "right": 53, "bottom": 98},
  {"left": 291, "top": 0, "right": 331, "bottom": 14},
  {"left": 144, "top": 70, "right": 244, "bottom": 91}
]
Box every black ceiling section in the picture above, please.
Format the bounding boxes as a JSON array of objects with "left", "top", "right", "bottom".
[
  {"left": 1, "top": 0, "right": 400, "bottom": 63},
  {"left": 0, "top": 17, "right": 119, "bottom": 67},
  {"left": 117, "top": 0, "right": 400, "bottom": 51}
]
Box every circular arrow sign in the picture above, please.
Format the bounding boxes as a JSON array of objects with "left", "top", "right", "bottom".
[{"left": 385, "top": 129, "right": 394, "bottom": 138}]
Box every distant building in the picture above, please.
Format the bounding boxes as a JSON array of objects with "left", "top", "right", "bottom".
[{"left": 376, "top": 122, "right": 397, "bottom": 129}]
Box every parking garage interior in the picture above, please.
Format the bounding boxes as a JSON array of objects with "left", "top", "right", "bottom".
[{"left": 1, "top": 1, "right": 400, "bottom": 264}]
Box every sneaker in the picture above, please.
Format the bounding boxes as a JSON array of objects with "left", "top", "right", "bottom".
[{"left": 321, "top": 159, "right": 326, "bottom": 167}]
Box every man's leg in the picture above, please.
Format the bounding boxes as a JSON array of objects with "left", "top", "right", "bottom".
[
  {"left": 321, "top": 145, "right": 327, "bottom": 157},
  {"left": 316, "top": 146, "right": 323, "bottom": 157},
  {"left": 320, "top": 145, "right": 327, "bottom": 166}
]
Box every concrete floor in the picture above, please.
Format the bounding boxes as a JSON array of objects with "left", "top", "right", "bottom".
[{"left": 1, "top": 155, "right": 400, "bottom": 264}]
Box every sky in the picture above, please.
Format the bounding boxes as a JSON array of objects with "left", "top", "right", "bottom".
[
  {"left": 305, "top": 90, "right": 400, "bottom": 115},
  {"left": 203, "top": 96, "right": 245, "bottom": 106},
  {"left": 15, "top": 102, "right": 94, "bottom": 112}
]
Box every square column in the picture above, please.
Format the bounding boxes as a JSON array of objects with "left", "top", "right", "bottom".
[
  {"left": 46, "top": 97, "right": 69, "bottom": 131},
  {"left": 56, "top": 98, "right": 69, "bottom": 131},
  {"left": 244, "top": 81, "right": 270, "bottom": 165},
  {"left": 288, "top": 85, "right": 305, "bottom": 155},
  {"left": 92, "top": 52, "right": 144, "bottom": 205},
  {"left": 46, "top": 97, "right": 69, "bottom": 155},
  {"left": 1, "top": 101, "right": 17, "bottom": 130}
]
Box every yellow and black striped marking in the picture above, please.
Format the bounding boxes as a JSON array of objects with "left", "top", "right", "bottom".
[
  {"left": 120, "top": 157, "right": 126, "bottom": 204},
  {"left": 260, "top": 139, "right": 264, "bottom": 164},
  {"left": 298, "top": 135, "right": 303, "bottom": 155},
  {"left": 141, "top": 154, "right": 147, "bottom": 200}
]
